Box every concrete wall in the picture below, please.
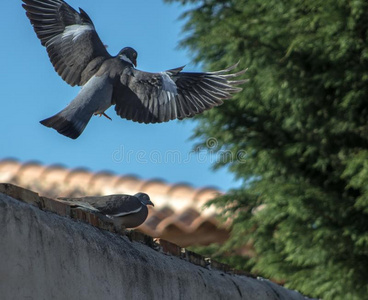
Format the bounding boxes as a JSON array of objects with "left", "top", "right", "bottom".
[{"left": 0, "top": 193, "right": 311, "bottom": 300}]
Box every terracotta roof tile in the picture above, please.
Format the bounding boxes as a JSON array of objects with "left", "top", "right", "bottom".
[
  {"left": 0, "top": 159, "right": 22, "bottom": 182},
  {"left": 111, "top": 175, "right": 144, "bottom": 194},
  {"left": 17, "top": 162, "right": 45, "bottom": 182},
  {"left": 65, "top": 168, "right": 94, "bottom": 188},
  {"left": 41, "top": 165, "right": 70, "bottom": 185},
  {"left": 0, "top": 158, "right": 228, "bottom": 247},
  {"left": 89, "top": 171, "right": 119, "bottom": 193},
  {"left": 167, "top": 183, "right": 198, "bottom": 203}
]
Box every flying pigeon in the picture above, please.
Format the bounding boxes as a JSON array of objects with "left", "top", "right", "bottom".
[
  {"left": 22, "top": 0, "right": 247, "bottom": 139},
  {"left": 58, "top": 193, "right": 154, "bottom": 229}
]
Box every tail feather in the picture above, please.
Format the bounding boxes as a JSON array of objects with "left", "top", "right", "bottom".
[{"left": 40, "top": 112, "right": 91, "bottom": 139}]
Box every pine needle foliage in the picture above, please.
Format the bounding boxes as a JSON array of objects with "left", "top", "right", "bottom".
[{"left": 165, "top": 0, "right": 368, "bottom": 299}]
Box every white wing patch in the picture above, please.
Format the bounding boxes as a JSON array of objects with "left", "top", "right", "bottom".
[
  {"left": 109, "top": 206, "right": 142, "bottom": 218},
  {"left": 119, "top": 54, "right": 134, "bottom": 65},
  {"left": 159, "top": 72, "right": 178, "bottom": 104},
  {"left": 62, "top": 24, "right": 94, "bottom": 42}
]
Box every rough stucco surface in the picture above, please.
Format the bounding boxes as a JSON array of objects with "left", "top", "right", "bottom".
[{"left": 0, "top": 194, "right": 310, "bottom": 300}]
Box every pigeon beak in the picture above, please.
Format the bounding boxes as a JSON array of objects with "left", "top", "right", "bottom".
[{"left": 133, "top": 58, "right": 137, "bottom": 67}]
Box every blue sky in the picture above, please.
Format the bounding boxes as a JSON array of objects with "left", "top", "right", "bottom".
[{"left": 1, "top": 0, "right": 242, "bottom": 191}]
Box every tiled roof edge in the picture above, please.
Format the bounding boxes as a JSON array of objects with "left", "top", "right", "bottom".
[{"left": 0, "top": 158, "right": 223, "bottom": 194}]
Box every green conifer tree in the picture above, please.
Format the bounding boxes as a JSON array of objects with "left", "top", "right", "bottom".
[{"left": 165, "top": 0, "right": 368, "bottom": 299}]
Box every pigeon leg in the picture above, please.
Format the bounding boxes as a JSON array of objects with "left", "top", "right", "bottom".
[
  {"left": 102, "top": 112, "right": 112, "bottom": 120},
  {"left": 94, "top": 112, "right": 112, "bottom": 120}
]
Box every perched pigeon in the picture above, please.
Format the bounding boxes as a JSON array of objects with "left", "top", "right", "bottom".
[
  {"left": 22, "top": 0, "right": 247, "bottom": 139},
  {"left": 58, "top": 193, "right": 154, "bottom": 228}
]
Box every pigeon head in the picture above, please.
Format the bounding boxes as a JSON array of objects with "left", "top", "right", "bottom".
[
  {"left": 118, "top": 47, "right": 137, "bottom": 67},
  {"left": 134, "top": 193, "right": 154, "bottom": 207}
]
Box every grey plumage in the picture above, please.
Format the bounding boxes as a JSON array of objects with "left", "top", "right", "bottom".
[
  {"left": 22, "top": 0, "right": 247, "bottom": 139},
  {"left": 58, "top": 193, "right": 154, "bottom": 228},
  {"left": 40, "top": 73, "right": 113, "bottom": 139}
]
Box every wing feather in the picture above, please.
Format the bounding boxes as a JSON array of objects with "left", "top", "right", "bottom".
[
  {"left": 22, "top": 0, "right": 111, "bottom": 86},
  {"left": 113, "top": 64, "right": 246, "bottom": 123}
]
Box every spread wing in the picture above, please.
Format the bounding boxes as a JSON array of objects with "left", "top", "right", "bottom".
[
  {"left": 22, "top": 0, "right": 111, "bottom": 86},
  {"left": 113, "top": 63, "right": 247, "bottom": 123}
]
